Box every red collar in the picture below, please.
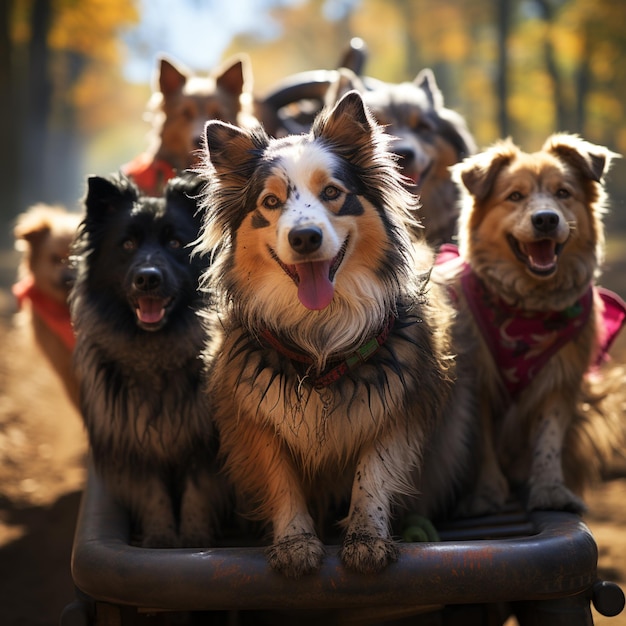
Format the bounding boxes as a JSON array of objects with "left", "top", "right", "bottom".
[
  {"left": 260, "top": 314, "right": 396, "bottom": 389},
  {"left": 122, "top": 153, "right": 177, "bottom": 196},
  {"left": 12, "top": 276, "right": 75, "bottom": 351},
  {"left": 437, "top": 244, "right": 626, "bottom": 398}
]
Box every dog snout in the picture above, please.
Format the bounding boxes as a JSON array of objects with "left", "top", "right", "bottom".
[
  {"left": 531, "top": 210, "right": 560, "bottom": 234},
  {"left": 288, "top": 226, "right": 323, "bottom": 254},
  {"left": 61, "top": 267, "right": 76, "bottom": 288},
  {"left": 133, "top": 267, "right": 162, "bottom": 291},
  {"left": 394, "top": 147, "right": 416, "bottom": 168}
]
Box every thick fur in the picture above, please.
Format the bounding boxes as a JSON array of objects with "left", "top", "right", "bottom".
[
  {"left": 197, "top": 92, "right": 474, "bottom": 578},
  {"left": 123, "top": 54, "right": 255, "bottom": 195},
  {"left": 70, "top": 173, "right": 223, "bottom": 547},
  {"left": 13, "top": 204, "right": 82, "bottom": 406},
  {"left": 325, "top": 68, "right": 476, "bottom": 246},
  {"left": 435, "top": 134, "right": 624, "bottom": 515}
]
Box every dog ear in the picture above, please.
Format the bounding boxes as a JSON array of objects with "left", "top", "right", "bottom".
[
  {"left": 414, "top": 69, "right": 444, "bottom": 111},
  {"left": 214, "top": 54, "right": 251, "bottom": 98},
  {"left": 324, "top": 68, "right": 366, "bottom": 107},
  {"left": 454, "top": 139, "right": 517, "bottom": 202},
  {"left": 313, "top": 91, "right": 376, "bottom": 153},
  {"left": 85, "top": 175, "right": 138, "bottom": 216},
  {"left": 14, "top": 204, "right": 54, "bottom": 247},
  {"left": 157, "top": 57, "right": 188, "bottom": 98},
  {"left": 203, "top": 120, "right": 268, "bottom": 180},
  {"left": 543, "top": 133, "right": 619, "bottom": 182}
]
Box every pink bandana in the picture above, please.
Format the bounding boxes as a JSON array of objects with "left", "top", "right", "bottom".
[{"left": 437, "top": 244, "right": 626, "bottom": 399}]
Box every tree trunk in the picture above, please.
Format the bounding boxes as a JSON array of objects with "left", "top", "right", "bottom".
[
  {"left": 496, "top": 0, "right": 511, "bottom": 137},
  {"left": 21, "top": 0, "right": 53, "bottom": 208},
  {"left": 535, "top": 0, "right": 570, "bottom": 131},
  {"left": 0, "top": 0, "right": 18, "bottom": 244},
  {"left": 574, "top": 30, "right": 590, "bottom": 134}
]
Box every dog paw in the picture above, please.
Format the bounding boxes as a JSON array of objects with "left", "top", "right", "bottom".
[
  {"left": 528, "top": 482, "right": 587, "bottom": 514},
  {"left": 266, "top": 533, "right": 325, "bottom": 579},
  {"left": 340, "top": 532, "right": 399, "bottom": 574}
]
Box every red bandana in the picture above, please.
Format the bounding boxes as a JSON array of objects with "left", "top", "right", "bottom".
[
  {"left": 122, "top": 153, "right": 177, "bottom": 196},
  {"left": 12, "top": 276, "right": 76, "bottom": 351},
  {"left": 437, "top": 244, "right": 626, "bottom": 399}
]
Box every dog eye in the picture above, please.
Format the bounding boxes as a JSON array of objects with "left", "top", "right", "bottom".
[
  {"left": 168, "top": 238, "right": 182, "bottom": 249},
  {"left": 507, "top": 191, "right": 524, "bottom": 202},
  {"left": 122, "top": 239, "right": 136, "bottom": 251},
  {"left": 262, "top": 194, "right": 281, "bottom": 210},
  {"left": 555, "top": 188, "right": 570, "bottom": 199},
  {"left": 321, "top": 185, "right": 342, "bottom": 201},
  {"left": 414, "top": 120, "right": 435, "bottom": 134}
]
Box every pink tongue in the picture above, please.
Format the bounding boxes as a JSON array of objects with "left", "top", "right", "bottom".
[
  {"left": 296, "top": 260, "right": 334, "bottom": 310},
  {"left": 525, "top": 240, "right": 556, "bottom": 269},
  {"left": 407, "top": 171, "right": 420, "bottom": 185},
  {"left": 136, "top": 297, "right": 166, "bottom": 324}
]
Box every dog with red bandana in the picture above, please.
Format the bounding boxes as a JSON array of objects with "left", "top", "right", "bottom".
[
  {"left": 13, "top": 204, "right": 81, "bottom": 406},
  {"left": 123, "top": 54, "right": 254, "bottom": 196}
]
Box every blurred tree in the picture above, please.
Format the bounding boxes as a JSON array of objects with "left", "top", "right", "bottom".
[
  {"left": 3, "top": 0, "right": 624, "bottom": 243},
  {"left": 496, "top": 0, "right": 512, "bottom": 137},
  {"left": 5, "top": 0, "right": 138, "bottom": 232},
  {"left": 0, "top": 1, "right": 18, "bottom": 247}
]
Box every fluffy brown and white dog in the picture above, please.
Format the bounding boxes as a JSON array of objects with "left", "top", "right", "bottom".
[
  {"left": 13, "top": 204, "right": 82, "bottom": 407},
  {"left": 434, "top": 134, "right": 626, "bottom": 516},
  {"left": 123, "top": 54, "right": 254, "bottom": 196},
  {"left": 197, "top": 92, "right": 475, "bottom": 578},
  {"left": 325, "top": 68, "right": 476, "bottom": 246}
]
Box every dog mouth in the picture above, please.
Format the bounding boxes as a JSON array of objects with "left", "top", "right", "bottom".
[
  {"left": 134, "top": 296, "right": 173, "bottom": 331},
  {"left": 400, "top": 161, "right": 432, "bottom": 189},
  {"left": 269, "top": 238, "right": 349, "bottom": 310},
  {"left": 507, "top": 234, "right": 564, "bottom": 277}
]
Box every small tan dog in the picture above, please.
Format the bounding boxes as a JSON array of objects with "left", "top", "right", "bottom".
[
  {"left": 435, "top": 134, "right": 625, "bottom": 515},
  {"left": 13, "top": 204, "right": 82, "bottom": 407},
  {"left": 123, "top": 54, "right": 254, "bottom": 196}
]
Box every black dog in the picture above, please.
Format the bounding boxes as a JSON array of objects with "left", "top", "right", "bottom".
[{"left": 70, "top": 173, "right": 224, "bottom": 547}]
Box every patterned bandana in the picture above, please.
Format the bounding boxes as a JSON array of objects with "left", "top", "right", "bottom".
[
  {"left": 122, "top": 153, "right": 177, "bottom": 197},
  {"left": 12, "top": 276, "right": 76, "bottom": 351},
  {"left": 437, "top": 244, "right": 626, "bottom": 399}
]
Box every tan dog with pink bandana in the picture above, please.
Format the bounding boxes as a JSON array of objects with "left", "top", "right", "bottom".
[{"left": 435, "top": 134, "right": 626, "bottom": 516}]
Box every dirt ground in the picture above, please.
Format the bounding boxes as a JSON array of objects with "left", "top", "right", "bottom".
[{"left": 0, "top": 254, "right": 625, "bottom": 626}]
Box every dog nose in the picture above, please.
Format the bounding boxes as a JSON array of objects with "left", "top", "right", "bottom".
[
  {"left": 394, "top": 147, "right": 416, "bottom": 168},
  {"left": 134, "top": 267, "right": 162, "bottom": 291},
  {"left": 61, "top": 267, "right": 76, "bottom": 288},
  {"left": 288, "top": 226, "right": 323, "bottom": 254},
  {"left": 531, "top": 210, "right": 560, "bottom": 234}
]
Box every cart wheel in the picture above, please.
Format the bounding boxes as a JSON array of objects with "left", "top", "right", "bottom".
[{"left": 592, "top": 580, "right": 625, "bottom": 617}]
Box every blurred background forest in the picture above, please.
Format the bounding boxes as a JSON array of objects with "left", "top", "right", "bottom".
[{"left": 1, "top": 0, "right": 625, "bottom": 248}]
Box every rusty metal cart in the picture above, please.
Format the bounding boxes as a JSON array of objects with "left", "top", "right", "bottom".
[{"left": 60, "top": 465, "right": 625, "bottom": 626}]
